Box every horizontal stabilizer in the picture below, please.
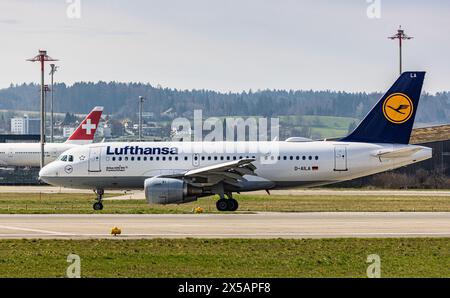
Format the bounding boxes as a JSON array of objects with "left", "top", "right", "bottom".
[{"left": 372, "top": 147, "right": 422, "bottom": 159}]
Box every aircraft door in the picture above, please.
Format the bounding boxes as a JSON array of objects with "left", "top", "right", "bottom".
[
  {"left": 334, "top": 145, "right": 348, "bottom": 171},
  {"left": 88, "top": 147, "right": 102, "bottom": 172}
]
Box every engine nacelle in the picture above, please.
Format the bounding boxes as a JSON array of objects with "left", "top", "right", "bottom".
[{"left": 144, "top": 177, "right": 201, "bottom": 205}]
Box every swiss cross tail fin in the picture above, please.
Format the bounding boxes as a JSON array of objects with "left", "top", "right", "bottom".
[{"left": 65, "top": 106, "right": 103, "bottom": 144}]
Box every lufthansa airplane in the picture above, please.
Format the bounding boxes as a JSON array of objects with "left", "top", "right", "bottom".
[
  {"left": 0, "top": 106, "right": 103, "bottom": 167},
  {"left": 40, "top": 72, "right": 431, "bottom": 211}
]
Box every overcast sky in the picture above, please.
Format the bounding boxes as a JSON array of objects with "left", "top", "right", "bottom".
[{"left": 1, "top": 0, "right": 449, "bottom": 93}]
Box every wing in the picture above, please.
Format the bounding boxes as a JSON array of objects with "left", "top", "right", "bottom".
[{"left": 164, "top": 158, "right": 257, "bottom": 187}]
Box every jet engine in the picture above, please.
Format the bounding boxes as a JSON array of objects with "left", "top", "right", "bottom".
[{"left": 144, "top": 177, "right": 203, "bottom": 205}]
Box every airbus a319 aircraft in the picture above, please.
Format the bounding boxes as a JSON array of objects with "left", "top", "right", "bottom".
[
  {"left": 40, "top": 72, "right": 431, "bottom": 211},
  {"left": 0, "top": 106, "right": 103, "bottom": 167}
]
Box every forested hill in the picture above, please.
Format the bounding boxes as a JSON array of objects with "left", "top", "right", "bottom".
[{"left": 0, "top": 82, "right": 449, "bottom": 124}]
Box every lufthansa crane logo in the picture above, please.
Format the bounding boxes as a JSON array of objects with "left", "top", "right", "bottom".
[
  {"left": 382, "top": 93, "right": 413, "bottom": 124},
  {"left": 64, "top": 165, "right": 73, "bottom": 174}
]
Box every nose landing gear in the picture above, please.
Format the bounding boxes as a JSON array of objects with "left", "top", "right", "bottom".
[
  {"left": 216, "top": 193, "right": 239, "bottom": 212},
  {"left": 93, "top": 188, "right": 104, "bottom": 211}
]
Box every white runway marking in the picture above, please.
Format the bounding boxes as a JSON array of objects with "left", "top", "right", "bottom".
[{"left": 0, "top": 224, "right": 74, "bottom": 236}]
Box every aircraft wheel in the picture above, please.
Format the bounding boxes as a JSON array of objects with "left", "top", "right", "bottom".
[
  {"left": 93, "top": 202, "right": 104, "bottom": 211},
  {"left": 227, "top": 198, "right": 239, "bottom": 212},
  {"left": 216, "top": 199, "right": 228, "bottom": 212}
]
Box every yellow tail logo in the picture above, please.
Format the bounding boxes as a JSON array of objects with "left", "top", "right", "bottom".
[{"left": 382, "top": 93, "right": 413, "bottom": 124}]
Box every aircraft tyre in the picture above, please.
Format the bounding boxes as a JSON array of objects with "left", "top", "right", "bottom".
[
  {"left": 93, "top": 202, "right": 104, "bottom": 211},
  {"left": 216, "top": 199, "right": 229, "bottom": 212},
  {"left": 216, "top": 198, "right": 239, "bottom": 212},
  {"left": 227, "top": 198, "right": 239, "bottom": 211},
  {"left": 93, "top": 188, "right": 104, "bottom": 211}
]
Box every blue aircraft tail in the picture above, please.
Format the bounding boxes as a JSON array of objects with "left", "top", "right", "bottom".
[{"left": 341, "top": 71, "right": 425, "bottom": 144}]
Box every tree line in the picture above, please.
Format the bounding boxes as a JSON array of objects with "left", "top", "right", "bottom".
[{"left": 0, "top": 82, "right": 448, "bottom": 124}]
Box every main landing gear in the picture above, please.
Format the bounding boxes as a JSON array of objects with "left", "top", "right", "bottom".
[
  {"left": 216, "top": 193, "right": 239, "bottom": 212},
  {"left": 93, "top": 188, "right": 104, "bottom": 211}
]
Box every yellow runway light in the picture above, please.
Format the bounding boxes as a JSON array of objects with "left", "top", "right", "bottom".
[{"left": 111, "top": 226, "right": 122, "bottom": 236}]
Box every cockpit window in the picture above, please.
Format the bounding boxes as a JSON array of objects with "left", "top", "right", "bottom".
[{"left": 60, "top": 155, "right": 74, "bottom": 162}]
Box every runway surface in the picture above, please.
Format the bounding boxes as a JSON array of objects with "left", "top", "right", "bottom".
[{"left": 0, "top": 212, "right": 449, "bottom": 239}]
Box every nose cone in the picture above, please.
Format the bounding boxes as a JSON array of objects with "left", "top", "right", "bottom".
[{"left": 39, "top": 164, "right": 56, "bottom": 185}]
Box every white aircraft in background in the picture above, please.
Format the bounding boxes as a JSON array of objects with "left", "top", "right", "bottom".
[
  {"left": 0, "top": 106, "right": 103, "bottom": 167},
  {"left": 40, "top": 72, "right": 431, "bottom": 211}
]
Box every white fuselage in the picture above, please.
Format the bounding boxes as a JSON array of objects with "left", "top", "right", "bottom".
[
  {"left": 0, "top": 143, "right": 77, "bottom": 167},
  {"left": 39, "top": 141, "right": 432, "bottom": 191}
]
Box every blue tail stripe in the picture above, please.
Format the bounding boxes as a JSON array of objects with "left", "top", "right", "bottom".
[{"left": 341, "top": 71, "right": 425, "bottom": 144}]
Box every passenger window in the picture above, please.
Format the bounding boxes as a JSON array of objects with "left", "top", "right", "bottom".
[
  {"left": 309, "top": 156, "right": 312, "bottom": 160},
  {"left": 315, "top": 156, "right": 319, "bottom": 160},
  {"left": 68, "top": 155, "right": 74, "bottom": 162},
  {"left": 302, "top": 156, "right": 306, "bottom": 160},
  {"left": 184, "top": 156, "right": 188, "bottom": 161},
  {"left": 61, "top": 155, "right": 67, "bottom": 161},
  {"left": 112, "top": 157, "right": 116, "bottom": 161}
]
